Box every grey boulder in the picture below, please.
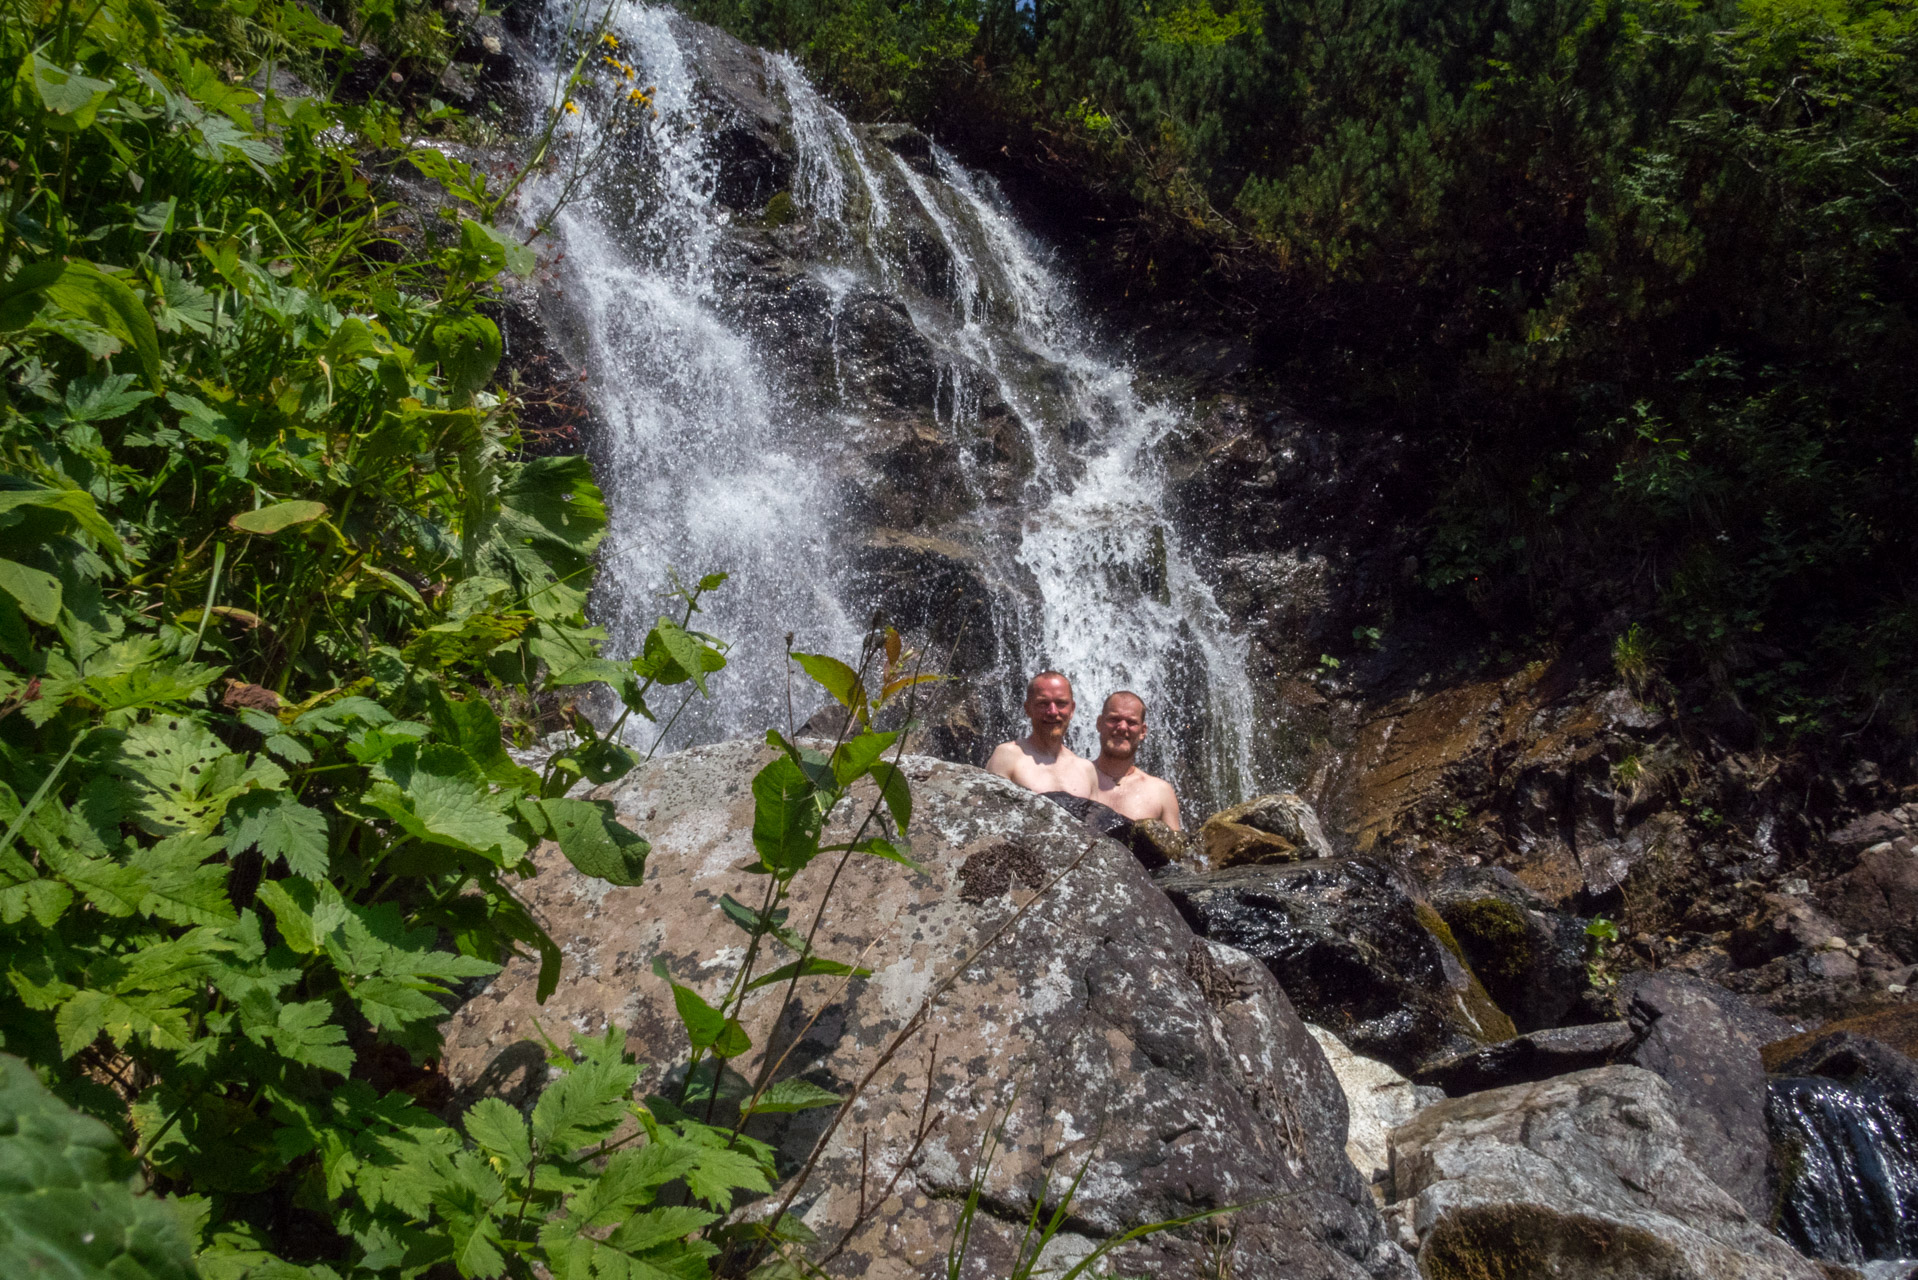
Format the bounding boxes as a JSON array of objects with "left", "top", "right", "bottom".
[
  {"left": 1621, "top": 971, "right": 1798, "bottom": 1220},
  {"left": 442, "top": 742, "right": 1410, "bottom": 1279},
  {"left": 1387, "top": 1065, "right": 1831, "bottom": 1280}
]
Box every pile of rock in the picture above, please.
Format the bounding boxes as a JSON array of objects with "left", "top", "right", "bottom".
[{"left": 441, "top": 757, "right": 1918, "bottom": 1278}]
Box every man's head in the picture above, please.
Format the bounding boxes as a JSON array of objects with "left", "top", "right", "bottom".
[
  {"left": 1096, "top": 691, "right": 1148, "bottom": 763},
  {"left": 1024, "top": 671, "right": 1075, "bottom": 742}
]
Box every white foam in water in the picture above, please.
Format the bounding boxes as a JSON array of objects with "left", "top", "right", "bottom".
[
  {"left": 524, "top": 3, "right": 1264, "bottom": 809},
  {"left": 521, "top": 3, "right": 860, "bottom": 742}
]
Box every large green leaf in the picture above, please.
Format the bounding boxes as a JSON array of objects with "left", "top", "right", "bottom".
[
  {"left": 0, "top": 560, "right": 60, "bottom": 625},
  {"left": 418, "top": 314, "right": 503, "bottom": 405},
  {"left": 224, "top": 791, "right": 330, "bottom": 879},
  {"left": 28, "top": 55, "right": 112, "bottom": 124},
  {"left": 42, "top": 262, "right": 162, "bottom": 388},
  {"left": 229, "top": 501, "right": 327, "bottom": 535},
  {"left": 791, "top": 652, "right": 864, "bottom": 716},
  {"left": 0, "top": 486, "right": 125, "bottom": 555},
  {"left": 538, "top": 798, "right": 649, "bottom": 886},
  {"left": 113, "top": 717, "right": 283, "bottom": 837},
  {"left": 365, "top": 743, "right": 527, "bottom": 863},
  {"left": 0, "top": 1053, "right": 198, "bottom": 1280},
  {"left": 748, "top": 756, "right": 823, "bottom": 876},
  {"left": 475, "top": 457, "right": 607, "bottom": 603}
]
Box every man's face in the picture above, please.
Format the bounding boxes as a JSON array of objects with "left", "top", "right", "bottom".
[
  {"left": 1096, "top": 696, "right": 1147, "bottom": 761},
  {"left": 1025, "top": 675, "right": 1075, "bottom": 735}
]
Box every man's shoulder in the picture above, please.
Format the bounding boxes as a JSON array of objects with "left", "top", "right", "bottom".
[{"left": 984, "top": 740, "right": 1029, "bottom": 773}]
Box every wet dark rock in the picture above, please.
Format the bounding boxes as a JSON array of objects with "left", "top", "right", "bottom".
[
  {"left": 1620, "top": 971, "right": 1799, "bottom": 1220},
  {"left": 1161, "top": 858, "right": 1516, "bottom": 1075},
  {"left": 1431, "top": 866, "right": 1597, "bottom": 1031},
  {"left": 837, "top": 295, "right": 939, "bottom": 411},
  {"left": 1415, "top": 1022, "right": 1636, "bottom": 1096},
  {"left": 869, "top": 123, "right": 935, "bottom": 173},
  {"left": 845, "top": 531, "right": 999, "bottom": 676},
  {"left": 667, "top": 14, "right": 791, "bottom": 210},
  {"left": 839, "top": 416, "right": 970, "bottom": 529}
]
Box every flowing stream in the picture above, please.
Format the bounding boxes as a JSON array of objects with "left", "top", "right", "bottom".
[
  {"left": 521, "top": 3, "right": 1263, "bottom": 813},
  {"left": 1770, "top": 1076, "right": 1918, "bottom": 1269}
]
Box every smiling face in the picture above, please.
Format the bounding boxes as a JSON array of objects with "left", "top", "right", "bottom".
[
  {"left": 1096, "top": 692, "right": 1147, "bottom": 764},
  {"left": 1024, "top": 673, "right": 1076, "bottom": 741}
]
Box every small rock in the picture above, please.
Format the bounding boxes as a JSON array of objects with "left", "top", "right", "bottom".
[
  {"left": 1415, "top": 1022, "right": 1637, "bottom": 1096},
  {"left": 1306, "top": 1025, "right": 1438, "bottom": 1194},
  {"left": 1199, "top": 792, "right": 1334, "bottom": 866},
  {"left": 1196, "top": 794, "right": 1334, "bottom": 867},
  {"left": 1809, "top": 950, "right": 1861, "bottom": 982}
]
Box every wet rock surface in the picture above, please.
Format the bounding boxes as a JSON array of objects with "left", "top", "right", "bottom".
[
  {"left": 443, "top": 742, "right": 1411, "bottom": 1280},
  {"left": 1415, "top": 1022, "right": 1635, "bottom": 1096},
  {"left": 1160, "top": 858, "right": 1515, "bottom": 1075},
  {"left": 1386, "top": 1065, "right": 1832, "bottom": 1280},
  {"left": 1429, "top": 866, "right": 1599, "bottom": 1031}
]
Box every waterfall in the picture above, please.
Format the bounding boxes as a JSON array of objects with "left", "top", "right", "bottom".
[
  {"left": 519, "top": 3, "right": 1265, "bottom": 813},
  {"left": 1769, "top": 1076, "right": 1918, "bottom": 1267}
]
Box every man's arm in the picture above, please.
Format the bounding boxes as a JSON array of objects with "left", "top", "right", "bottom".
[{"left": 1159, "top": 779, "right": 1183, "bottom": 831}]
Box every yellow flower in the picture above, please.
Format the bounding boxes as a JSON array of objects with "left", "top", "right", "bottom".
[
  {"left": 563, "top": 99, "right": 579, "bottom": 115},
  {"left": 600, "top": 32, "right": 618, "bottom": 47}
]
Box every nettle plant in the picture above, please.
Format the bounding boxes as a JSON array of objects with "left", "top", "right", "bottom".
[{"left": 0, "top": 0, "right": 860, "bottom": 1273}]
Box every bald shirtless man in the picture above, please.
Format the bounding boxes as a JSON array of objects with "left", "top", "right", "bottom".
[
  {"left": 985, "top": 671, "right": 1098, "bottom": 799},
  {"left": 1089, "top": 691, "right": 1181, "bottom": 829}
]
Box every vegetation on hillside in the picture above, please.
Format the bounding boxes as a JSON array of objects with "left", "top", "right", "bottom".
[{"left": 688, "top": 0, "right": 1918, "bottom": 744}]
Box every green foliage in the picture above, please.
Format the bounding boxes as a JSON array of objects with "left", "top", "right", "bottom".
[
  {"left": 0, "top": 0, "right": 775, "bottom": 1272},
  {"left": 0, "top": 1053, "right": 197, "bottom": 1280}
]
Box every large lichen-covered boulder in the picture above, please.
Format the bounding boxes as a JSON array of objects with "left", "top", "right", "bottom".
[
  {"left": 441, "top": 742, "right": 1411, "bottom": 1280},
  {"left": 1387, "top": 1066, "right": 1831, "bottom": 1280}
]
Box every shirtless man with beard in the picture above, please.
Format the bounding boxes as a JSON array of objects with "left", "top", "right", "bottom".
[
  {"left": 1088, "top": 691, "right": 1181, "bottom": 829},
  {"left": 985, "top": 671, "right": 1098, "bottom": 799}
]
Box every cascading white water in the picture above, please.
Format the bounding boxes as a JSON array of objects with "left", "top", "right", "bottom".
[{"left": 522, "top": 3, "right": 1264, "bottom": 811}]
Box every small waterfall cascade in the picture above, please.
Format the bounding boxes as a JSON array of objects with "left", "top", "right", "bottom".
[
  {"left": 1768, "top": 1075, "right": 1918, "bottom": 1268},
  {"left": 519, "top": 4, "right": 1264, "bottom": 811}
]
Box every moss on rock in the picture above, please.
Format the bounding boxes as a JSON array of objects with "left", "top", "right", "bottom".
[{"left": 1444, "top": 897, "right": 1536, "bottom": 983}]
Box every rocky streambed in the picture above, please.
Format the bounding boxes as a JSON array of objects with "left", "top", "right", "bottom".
[{"left": 443, "top": 742, "right": 1918, "bottom": 1278}]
